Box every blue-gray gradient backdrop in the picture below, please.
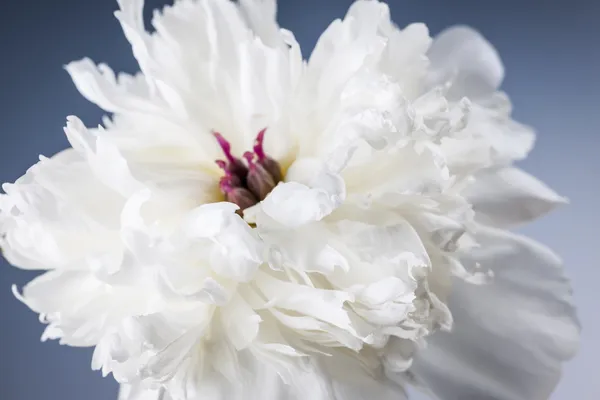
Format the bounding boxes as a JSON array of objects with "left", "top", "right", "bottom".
[{"left": 1, "top": 1, "right": 598, "bottom": 399}]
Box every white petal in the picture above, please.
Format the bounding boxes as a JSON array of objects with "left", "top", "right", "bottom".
[
  {"left": 339, "top": 219, "right": 430, "bottom": 268},
  {"left": 427, "top": 26, "right": 504, "bottom": 99},
  {"left": 343, "top": 142, "right": 450, "bottom": 198},
  {"left": 220, "top": 294, "right": 261, "bottom": 350},
  {"left": 256, "top": 271, "right": 354, "bottom": 332},
  {"left": 353, "top": 277, "right": 416, "bottom": 307},
  {"left": 115, "top": 0, "right": 155, "bottom": 90},
  {"left": 29, "top": 149, "right": 124, "bottom": 229},
  {"left": 177, "top": 355, "right": 345, "bottom": 400},
  {"left": 261, "top": 181, "right": 335, "bottom": 227},
  {"left": 238, "top": 0, "right": 281, "bottom": 47},
  {"left": 463, "top": 93, "right": 536, "bottom": 166},
  {"left": 193, "top": 277, "right": 230, "bottom": 306},
  {"left": 182, "top": 202, "right": 240, "bottom": 238},
  {"left": 0, "top": 150, "right": 124, "bottom": 270},
  {"left": 64, "top": 116, "right": 145, "bottom": 198},
  {"left": 322, "top": 349, "right": 409, "bottom": 400},
  {"left": 259, "top": 221, "right": 349, "bottom": 276},
  {"left": 118, "top": 384, "right": 170, "bottom": 400},
  {"left": 379, "top": 22, "right": 432, "bottom": 98},
  {"left": 14, "top": 270, "right": 90, "bottom": 314},
  {"left": 183, "top": 202, "right": 264, "bottom": 281},
  {"left": 119, "top": 189, "right": 163, "bottom": 274},
  {"left": 332, "top": 379, "right": 408, "bottom": 400},
  {"left": 262, "top": 158, "right": 346, "bottom": 227},
  {"left": 13, "top": 269, "right": 159, "bottom": 347},
  {"left": 3, "top": 0, "right": 579, "bottom": 398},
  {"left": 411, "top": 226, "right": 579, "bottom": 400},
  {"left": 467, "top": 167, "right": 567, "bottom": 228},
  {"left": 13, "top": 271, "right": 109, "bottom": 346},
  {"left": 345, "top": 1, "right": 432, "bottom": 98},
  {"left": 126, "top": 161, "right": 220, "bottom": 216},
  {"left": 307, "top": 12, "right": 384, "bottom": 114},
  {"left": 65, "top": 59, "right": 159, "bottom": 114},
  {"left": 141, "top": 326, "right": 205, "bottom": 382}
]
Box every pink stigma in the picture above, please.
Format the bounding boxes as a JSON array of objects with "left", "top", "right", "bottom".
[
  {"left": 253, "top": 128, "right": 267, "bottom": 161},
  {"left": 213, "top": 128, "right": 282, "bottom": 211},
  {"left": 243, "top": 151, "right": 256, "bottom": 168},
  {"left": 215, "top": 159, "right": 227, "bottom": 171},
  {"left": 213, "top": 131, "right": 235, "bottom": 163}
]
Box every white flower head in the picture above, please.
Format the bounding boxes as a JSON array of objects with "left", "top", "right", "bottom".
[{"left": 2, "top": 1, "right": 579, "bottom": 399}]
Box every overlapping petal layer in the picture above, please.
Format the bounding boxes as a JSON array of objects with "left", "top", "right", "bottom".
[{"left": 0, "top": 1, "right": 578, "bottom": 399}]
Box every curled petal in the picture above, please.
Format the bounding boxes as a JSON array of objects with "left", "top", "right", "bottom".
[
  {"left": 467, "top": 167, "right": 567, "bottom": 228},
  {"left": 262, "top": 158, "right": 346, "bottom": 227},
  {"left": 411, "top": 226, "right": 579, "bottom": 400},
  {"left": 183, "top": 202, "right": 264, "bottom": 281},
  {"left": 427, "top": 26, "right": 504, "bottom": 99}
]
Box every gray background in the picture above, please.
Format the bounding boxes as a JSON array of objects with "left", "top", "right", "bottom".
[{"left": 0, "top": 1, "right": 598, "bottom": 399}]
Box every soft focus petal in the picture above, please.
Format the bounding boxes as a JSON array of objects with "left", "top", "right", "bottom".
[
  {"left": 427, "top": 26, "right": 504, "bottom": 99},
  {"left": 0, "top": 148, "right": 123, "bottom": 270},
  {"left": 466, "top": 167, "right": 567, "bottom": 228},
  {"left": 1, "top": 1, "right": 578, "bottom": 399},
  {"left": 465, "top": 94, "right": 536, "bottom": 166},
  {"left": 65, "top": 116, "right": 145, "bottom": 198},
  {"left": 118, "top": 384, "right": 170, "bottom": 400},
  {"left": 122, "top": 355, "right": 408, "bottom": 400},
  {"left": 238, "top": 0, "right": 280, "bottom": 47},
  {"left": 66, "top": 59, "right": 160, "bottom": 115},
  {"left": 324, "top": 351, "right": 409, "bottom": 400},
  {"left": 411, "top": 225, "right": 579, "bottom": 400}
]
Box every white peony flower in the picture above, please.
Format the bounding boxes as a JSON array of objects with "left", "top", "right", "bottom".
[{"left": 1, "top": 1, "right": 579, "bottom": 399}]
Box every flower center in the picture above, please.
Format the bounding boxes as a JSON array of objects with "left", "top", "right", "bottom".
[{"left": 214, "top": 129, "right": 283, "bottom": 210}]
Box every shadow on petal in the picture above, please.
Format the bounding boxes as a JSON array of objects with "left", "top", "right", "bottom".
[{"left": 410, "top": 225, "right": 579, "bottom": 400}]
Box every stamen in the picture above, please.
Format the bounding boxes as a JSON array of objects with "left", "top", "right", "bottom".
[
  {"left": 213, "top": 129, "right": 283, "bottom": 211},
  {"left": 213, "top": 131, "right": 235, "bottom": 163},
  {"left": 215, "top": 159, "right": 227, "bottom": 170},
  {"left": 219, "top": 175, "right": 258, "bottom": 210},
  {"left": 253, "top": 129, "right": 282, "bottom": 183},
  {"left": 253, "top": 128, "right": 267, "bottom": 161},
  {"left": 216, "top": 160, "right": 241, "bottom": 187},
  {"left": 243, "top": 151, "right": 255, "bottom": 167},
  {"left": 244, "top": 151, "right": 276, "bottom": 200},
  {"left": 213, "top": 131, "right": 247, "bottom": 180}
]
